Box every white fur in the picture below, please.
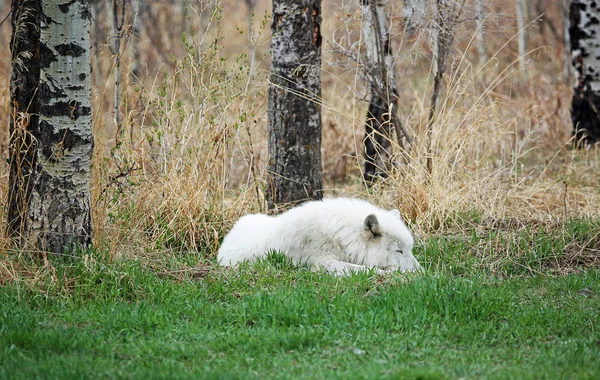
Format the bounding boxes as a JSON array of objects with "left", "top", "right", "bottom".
[{"left": 217, "top": 198, "right": 421, "bottom": 275}]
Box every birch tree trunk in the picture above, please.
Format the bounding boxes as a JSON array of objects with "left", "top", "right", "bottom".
[
  {"left": 245, "top": 0, "right": 257, "bottom": 75},
  {"left": 111, "top": 0, "right": 124, "bottom": 134},
  {"left": 267, "top": 0, "right": 323, "bottom": 211},
  {"left": 563, "top": 0, "right": 571, "bottom": 84},
  {"left": 129, "top": 0, "right": 142, "bottom": 80},
  {"left": 515, "top": 0, "right": 527, "bottom": 74},
  {"left": 7, "top": 0, "right": 40, "bottom": 241},
  {"left": 402, "top": 0, "right": 426, "bottom": 35},
  {"left": 29, "top": 0, "right": 94, "bottom": 253},
  {"left": 570, "top": 0, "right": 600, "bottom": 145},
  {"left": 361, "top": 0, "right": 401, "bottom": 182},
  {"left": 426, "top": 0, "right": 463, "bottom": 176},
  {"left": 476, "top": 0, "right": 487, "bottom": 66}
]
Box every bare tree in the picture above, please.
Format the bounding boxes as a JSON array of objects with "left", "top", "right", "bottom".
[
  {"left": 244, "top": 0, "right": 259, "bottom": 75},
  {"left": 7, "top": 0, "right": 40, "bottom": 241},
  {"left": 403, "top": 0, "right": 427, "bottom": 35},
  {"left": 563, "top": 0, "right": 571, "bottom": 84},
  {"left": 426, "top": 0, "right": 464, "bottom": 175},
  {"left": 475, "top": 0, "right": 487, "bottom": 66},
  {"left": 129, "top": 0, "right": 143, "bottom": 80},
  {"left": 361, "top": 0, "right": 409, "bottom": 182},
  {"left": 7, "top": 0, "right": 94, "bottom": 254},
  {"left": 515, "top": 0, "right": 527, "bottom": 73},
  {"left": 570, "top": 0, "right": 600, "bottom": 145},
  {"left": 111, "top": 0, "right": 125, "bottom": 134},
  {"left": 267, "top": 0, "right": 323, "bottom": 210}
]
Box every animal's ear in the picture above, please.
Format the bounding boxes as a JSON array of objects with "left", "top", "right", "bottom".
[
  {"left": 364, "top": 214, "right": 382, "bottom": 237},
  {"left": 390, "top": 209, "right": 402, "bottom": 220}
]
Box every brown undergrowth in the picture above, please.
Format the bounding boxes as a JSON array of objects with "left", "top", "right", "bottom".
[{"left": 0, "top": 0, "right": 598, "bottom": 281}]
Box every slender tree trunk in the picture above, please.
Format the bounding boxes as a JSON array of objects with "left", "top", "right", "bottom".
[
  {"left": 402, "top": 0, "right": 426, "bottom": 35},
  {"left": 570, "top": 0, "right": 600, "bottom": 145},
  {"left": 563, "top": 0, "right": 572, "bottom": 84},
  {"left": 475, "top": 0, "right": 487, "bottom": 66},
  {"left": 267, "top": 0, "right": 323, "bottom": 211},
  {"left": 245, "top": 0, "right": 257, "bottom": 75},
  {"left": 515, "top": 0, "right": 527, "bottom": 74},
  {"left": 129, "top": 0, "right": 142, "bottom": 80},
  {"left": 112, "top": 0, "right": 124, "bottom": 136},
  {"left": 361, "top": 0, "right": 403, "bottom": 182},
  {"left": 90, "top": 0, "right": 105, "bottom": 88},
  {"left": 27, "top": 0, "right": 94, "bottom": 253},
  {"left": 426, "top": 0, "right": 464, "bottom": 176},
  {"left": 7, "top": 0, "right": 40, "bottom": 242}
]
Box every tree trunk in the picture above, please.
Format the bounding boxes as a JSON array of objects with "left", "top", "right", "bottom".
[
  {"left": 111, "top": 0, "right": 124, "bottom": 134},
  {"left": 361, "top": 0, "right": 400, "bottom": 182},
  {"left": 129, "top": 0, "right": 142, "bottom": 80},
  {"left": 402, "top": 0, "right": 426, "bottom": 35},
  {"left": 563, "top": 0, "right": 571, "bottom": 84},
  {"left": 267, "top": 0, "right": 323, "bottom": 211},
  {"left": 245, "top": 0, "right": 257, "bottom": 75},
  {"left": 476, "top": 0, "right": 487, "bottom": 66},
  {"left": 426, "top": 0, "right": 463, "bottom": 176},
  {"left": 570, "top": 0, "right": 600, "bottom": 145},
  {"left": 90, "top": 0, "right": 104, "bottom": 88},
  {"left": 29, "top": 0, "right": 94, "bottom": 253},
  {"left": 8, "top": 0, "right": 94, "bottom": 254},
  {"left": 515, "top": 0, "right": 527, "bottom": 74},
  {"left": 7, "top": 0, "right": 41, "bottom": 241}
]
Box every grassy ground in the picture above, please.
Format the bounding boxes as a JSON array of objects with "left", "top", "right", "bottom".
[
  {"left": 1, "top": 1, "right": 600, "bottom": 378},
  {"left": 2, "top": 220, "right": 599, "bottom": 379}
]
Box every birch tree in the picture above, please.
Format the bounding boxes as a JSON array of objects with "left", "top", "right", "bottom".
[
  {"left": 8, "top": 0, "right": 94, "bottom": 254},
  {"left": 403, "top": 0, "right": 427, "bottom": 35},
  {"left": 563, "top": 0, "right": 571, "bottom": 84},
  {"left": 426, "top": 0, "right": 464, "bottom": 175},
  {"left": 129, "top": 0, "right": 143, "bottom": 79},
  {"left": 570, "top": 0, "right": 600, "bottom": 144},
  {"left": 7, "top": 0, "right": 40, "bottom": 240},
  {"left": 515, "top": 0, "right": 527, "bottom": 74},
  {"left": 361, "top": 0, "right": 408, "bottom": 182},
  {"left": 476, "top": 0, "right": 487, "bottom": 66},
  {"left": 267, "top": 0, "right": 323, "bottom": 210}
]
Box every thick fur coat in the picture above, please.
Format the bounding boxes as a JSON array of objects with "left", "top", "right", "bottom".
[{"left": 217, "top": 198, "right": 420, "bottom": 274}]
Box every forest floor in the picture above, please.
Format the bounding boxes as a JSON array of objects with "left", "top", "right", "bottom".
[
  {"left": 1, "top": 219, "right": 599, "bottom": 379},
  {"left": 1, "top": 1, "right": 600, "bottom": 378}
]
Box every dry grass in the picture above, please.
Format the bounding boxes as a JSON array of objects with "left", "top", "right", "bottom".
[{"left": 0, "top": 0, "right": 598, "bottom": 274}]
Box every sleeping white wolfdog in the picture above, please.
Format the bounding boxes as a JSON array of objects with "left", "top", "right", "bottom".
[{"left": 217, "top": 198, "right": 421, "bottom": 275}]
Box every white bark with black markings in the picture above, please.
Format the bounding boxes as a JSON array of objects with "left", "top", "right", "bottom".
[
  {"left": 28, "top": 0, "right": 94, "bottom": 253},
  {"left": 361, "top": 0, "right": 409, "bottom": 182},
  {"left": 361, "top": 0, "right": 394, "bottom": 181},
  {"left": 570, "top": 0, "right": 600, "bottom": 144},
  {"left": 7, "top": 0, "right": 40, "bottom": 242}
]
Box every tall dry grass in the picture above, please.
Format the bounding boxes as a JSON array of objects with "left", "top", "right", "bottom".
[{"left": 0, "top": 0, "right": 598, "bottom": 264}]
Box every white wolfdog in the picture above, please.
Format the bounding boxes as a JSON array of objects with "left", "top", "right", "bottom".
[{"left": 217, "top": 198, "right": 421, "bottom": 275}]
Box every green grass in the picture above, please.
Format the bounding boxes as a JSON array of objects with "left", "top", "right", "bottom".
[{"left": 1, "top": 223, "right": 600, "bottom": 379}]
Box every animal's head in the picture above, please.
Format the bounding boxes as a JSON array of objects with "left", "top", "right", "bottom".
[{"left": 362, "top": 209, "right": 421, "bottom": 272}]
